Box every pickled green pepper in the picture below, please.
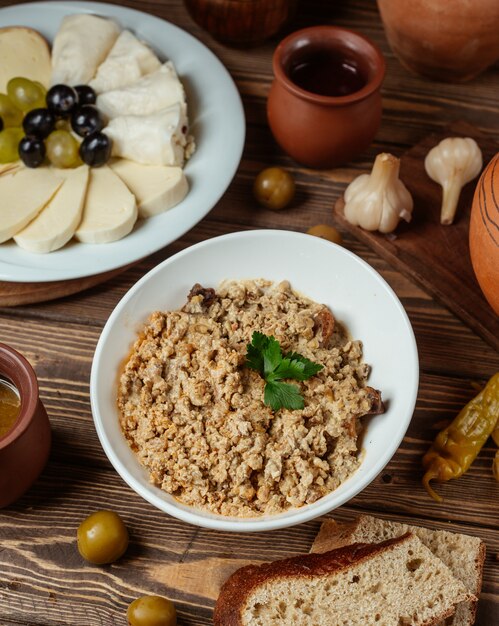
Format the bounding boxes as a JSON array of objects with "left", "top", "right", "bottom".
[{"left": 422, "top": 372, "right": 499, "bottom": 502}]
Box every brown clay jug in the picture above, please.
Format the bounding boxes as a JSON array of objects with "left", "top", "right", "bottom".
[
  {"left": 0, "top": 343, "right": 51, "bottom": 507},
  {"left": 469, "top": 153, "right": 499, "bottom": 315},
  {"left": 184, "top": 0, "right": 298, "bottom": 47},
  {"left": 267, "top": 26, "right": 385, "bottom": 169},
  {"left": 377, "top": 0, "right": 499, "bottom": 82}
]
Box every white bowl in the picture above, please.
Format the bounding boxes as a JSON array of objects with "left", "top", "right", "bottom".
[{"left": 91, "top": 230, "right": 418, "bottom": 532}]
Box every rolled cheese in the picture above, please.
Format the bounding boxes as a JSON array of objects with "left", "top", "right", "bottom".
[
  {"left": 110, "top": 159, "right": 188, "bottom": 218},
  {"left": 89, "top": 30, "right": 161, "bottom": 94},
  {"left": 97, "top": 62, "right": 185, "bottom": 119},
  {"left": 0, "top": 167, "right": 63, "bottom": 243},
  {"left": 75, "top": 166, "right": 137, "bottom": 244},
  {"left": 51, "top": 14, "right": 121, "bottom": 86},
  {"left": 104, "top": 104, "right": 188, "bottom": 167},
  {"left": 14, "top": 165, "right": 89, "bottom": 253}
]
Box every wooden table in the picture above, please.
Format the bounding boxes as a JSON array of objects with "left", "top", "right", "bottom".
[{"left": 1, "top": 1, "right": 498, "bottom": 624}]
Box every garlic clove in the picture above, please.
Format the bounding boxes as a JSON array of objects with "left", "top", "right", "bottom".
[
  {"left": 424, "top": 137, "right": 482, "bottom": 225},
  {"left": 343, "top": 153, "right": 413, "bottom": 234}
]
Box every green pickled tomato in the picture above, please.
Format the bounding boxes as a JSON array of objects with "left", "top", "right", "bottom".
[
  {"left": 77, "top": 510, "right": 129, "bottom": 565},
  {"left": 127, "top": 596, "right": 177, "bottom": 626},
  {"left": 307, "top": 224, "right": 343, "bottom": 245},
  {"left": 7, "top": 77, "right": 45, "bottom": 112},
  {"left": 253, "top": 166, "right": 295, "bottom": 210},
  {"left": 46, "top": 130, "right": 80, "bottom": 168},
  {"left": 0, "top": 94, "right": 23, "bottom": 127},
  {"left": 0, "top": 127, "right": 23, "bottom": 163}
]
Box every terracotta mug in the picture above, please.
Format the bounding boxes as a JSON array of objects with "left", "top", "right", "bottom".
[
  {"left": 377, "top": 0, "right": 499, "bottom": 82},
  {"left": 267, "top": 26, "right": 385, "bottom": 169},
  {"left": 0, "top": 343, "right": 51, "bottom": 508}
]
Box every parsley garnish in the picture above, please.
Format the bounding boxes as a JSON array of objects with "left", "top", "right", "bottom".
[{"left": 245, "top": 331, "right": 323, "bottom": 411}]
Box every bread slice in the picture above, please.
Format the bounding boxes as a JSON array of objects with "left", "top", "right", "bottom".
[
  {"left": 311, "top": 516, "right": 485, "bottom": 626},
  {"left": 214, "top": 534, "right": 474, "bottom": 626}
]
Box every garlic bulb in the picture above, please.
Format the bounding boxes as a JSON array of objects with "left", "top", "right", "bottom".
[
  {"left": 424, "top": 137, "right": 482, "bottom": 225},
  {"left": 343, "top": 153, "right": 413, "bottom": 233}
]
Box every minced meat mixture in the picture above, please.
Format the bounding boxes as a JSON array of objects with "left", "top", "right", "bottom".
[{"left": 118, "top": 280, "right": 383, "bottom": 517}]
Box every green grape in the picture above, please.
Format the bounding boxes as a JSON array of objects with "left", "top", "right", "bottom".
[
  {"left": 0, "top": 94, "right": 23, "bottom": 127},
  {"left": 33, "top": 81, "right": 48, "bottom": 97},
  {"left": 7, "top": 77, "right": 45, "bottom": 112},
  {"left": 46, "top": 130, "right": 80, "bottom": 168},
  {"left": 0, "top": 127, "right": 23, "bottom": 163}
]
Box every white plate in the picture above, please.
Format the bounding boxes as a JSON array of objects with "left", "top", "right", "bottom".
[
  {"left": 0, "top": 1, "right": 245, "bottom": 282},
  {"left": 91, "top": 230, "right": 419, "bottom": 532}
]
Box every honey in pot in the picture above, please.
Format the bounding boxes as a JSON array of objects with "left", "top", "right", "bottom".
[
  {"left": 0, "top": 378, "right": 21, "bottom": 438},
  {"left": 289, "top": 50, "right": 367, "bottom": 98}
]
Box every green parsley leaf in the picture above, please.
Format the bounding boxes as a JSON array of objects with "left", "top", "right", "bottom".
[
  {"left": 264, "top": 381, "right": 304, "bottom": 411},
  {"left": 245, "top": 331, "right": 268, "bottom": 372},
  {"left": 283, "top": 352, "right": 324, "bottom": 379},
  {"left": 245, "top": 332, "right": 323, "bottom": 411},
  {"left": 263, "top": 336, "right": 281, "bottom": 378}
]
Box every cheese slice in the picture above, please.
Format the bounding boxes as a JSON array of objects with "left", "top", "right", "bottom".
[
  {"left": 104, "top": 104, "right": 188, "bottom": 167},
  {"left": 0, "top": 27, "right": 51, "bottom": 91},
  {"left": 97, "top": 62, "right": 185, "bottom": 119},
  {"left": 89, "top": 30, "right": 161, "bottom": 94},
  {"left": 75, "top": 166, "right": 137, "bottom": 244},
  {"left": 51, "top": 14, "right": 120, "bottom": 85},
  {"left": 110, "top": 159, "right": 188, "bottom": 218},
  {"left": 0, "top": 167, "right": 63, "bottom": 243},
  {"left": 14, "top": 165, "right": 89, "bottom": 253},
  {"left": 0, "top": 162, "right": 21, "bottom": 176}
]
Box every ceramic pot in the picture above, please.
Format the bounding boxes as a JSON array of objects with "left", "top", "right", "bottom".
[
  {"left": 0, "top": 343, "right": 51, "bottom": 507},
  {"left": 267, "top": 26, "right": 385, "bottom": 169},
  {"left": 469, "top": 153, "right": 499, "bottom": 315},
  {"left": 377, "top": 0, "right": 499, "bottom": 82},
  {"left": 184, "top": 0, "right": 298, "bottom": 47}
]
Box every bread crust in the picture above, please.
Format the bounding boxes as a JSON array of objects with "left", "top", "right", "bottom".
[{"left": 214, "top": 535, "right": 413, "bottom": 625}]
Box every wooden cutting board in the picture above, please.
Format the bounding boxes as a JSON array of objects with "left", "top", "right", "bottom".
[
  {"left": 0, "top": 266, "right": 130, "bottom": 307},
  {"left": 335, "top": 121, "right": 499, "bottom": 353}
]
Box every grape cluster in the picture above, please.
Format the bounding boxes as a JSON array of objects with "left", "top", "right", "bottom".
[{"left": 0, "top": 78, "right": 112, "bottom": 168}]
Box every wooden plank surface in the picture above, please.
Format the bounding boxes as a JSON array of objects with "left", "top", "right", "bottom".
[
  {"left": 0, "top": 1, "right": 498, "bottom": 625},
  {"left": 0, "top": 266, "right": 132, "bottom": 307}
]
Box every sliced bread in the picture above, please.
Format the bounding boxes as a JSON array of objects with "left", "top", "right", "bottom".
[
  {"left": 311, "top": 515, "right": 485, "bottom": 626},
  {"left": 214, "top": 533, "right": 474, "bottom": 626}
]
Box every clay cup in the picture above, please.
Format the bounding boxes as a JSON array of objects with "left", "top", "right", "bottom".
[
  {"left": 0, "top": 343, "right": 51, "bottom": 508},
  {"left": 267, "top": 26, "right": 386, "bottom": 169}
]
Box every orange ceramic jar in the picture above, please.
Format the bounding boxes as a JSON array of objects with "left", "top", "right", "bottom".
[
  {"left": 377, "top": 0, "right": 499, "bottom": 82},
  {"left": 0, "top": 343, "right": 51, "bottom": 507},
  {"left": 267, "top": 26, "right": 385, "bottom": 169},
  {"left": 469, "top": 153, "right": 499, "bottom": 315}
]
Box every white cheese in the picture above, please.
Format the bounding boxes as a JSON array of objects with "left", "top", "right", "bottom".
[
  {"left": 96, "top": 62, "right": 185, "bottom": 119},
  {"left": 14, "top": 165, "right": 89, "bottom": 253},
  {"left": 0, "top": 162, "right": 21, "bottom": 176},
  {"left": 0, "top": 167, "right": 63, "bottom": 243},
  {"left": 110, "top": 159, "right": 188, "bottom": 218},
  {"left": 104, "top": 104, "right": 188, "bottom": 167},
  {"left": 0, "top": 27, "right": 51, "bottom": 92},
  {"left": 75, "top": 166, "right": 137, "bottom": 244},
  {"left": 89, "top": 30, "right": 161, "bottom": 94},
  {"left": 51, "top": 14, "right": 120, "bottom": 86}
]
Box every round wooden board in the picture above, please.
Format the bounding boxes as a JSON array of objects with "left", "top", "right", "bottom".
[{"left": 0, "top": 265, "right": 131, "bottom": 307}]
